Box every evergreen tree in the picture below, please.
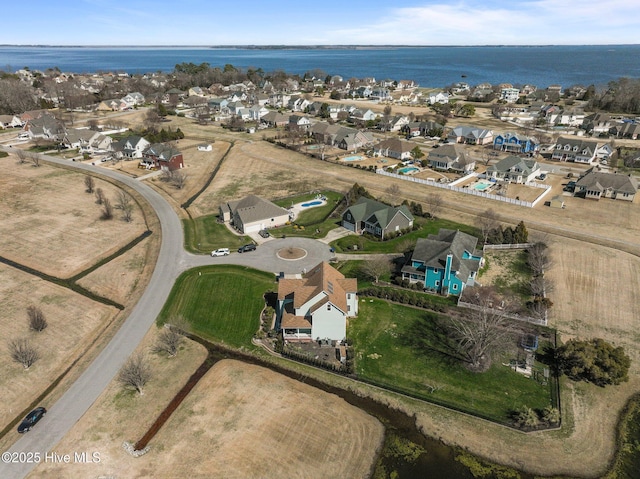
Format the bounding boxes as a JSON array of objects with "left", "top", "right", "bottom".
[{"left": 514, "top": 221, "right": 528, "bottom": 243}]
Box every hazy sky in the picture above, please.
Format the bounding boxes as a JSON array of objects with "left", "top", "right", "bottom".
[{"left": 3, "top": 0, "right": 638, "bottom": 46}]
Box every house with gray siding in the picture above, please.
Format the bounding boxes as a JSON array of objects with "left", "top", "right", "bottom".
[{"left": 342, "top": 197, "right": 414, "bottom": 240}]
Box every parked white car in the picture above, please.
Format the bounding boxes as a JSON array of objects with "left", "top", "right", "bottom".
[{"left": 211, "top": 248, "right": 230, "bottom": 257}]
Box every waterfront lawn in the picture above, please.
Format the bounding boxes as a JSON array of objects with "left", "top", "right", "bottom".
[
  {"left": 350, "top": 299, "right": 553, "bottom": 423},
  {"left": 183, "top": 214, "right": 251, "bottom": 254},
  {"left": 332, "top": 217, "right": 479, "bottom": 254},
  {"left": 157, "top": 265, "right": 276, "bottom": 348}
]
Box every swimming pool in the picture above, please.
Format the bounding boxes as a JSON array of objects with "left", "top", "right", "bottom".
[
  {"left": 473, "top": 181, "right": 492, "bottom": 191},
  {"left": 398, "top": 167, "right": 419, "bottom": 174},
  {"left": 341, "top": 155, "right": 364, "bottom": 161},
  {"left": 301, "top": 200, "right": 323, "bottom": 207}
]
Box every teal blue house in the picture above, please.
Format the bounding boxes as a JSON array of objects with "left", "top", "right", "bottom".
[{"left": 401, "top": 229, "right": 483, "bottom": 296}]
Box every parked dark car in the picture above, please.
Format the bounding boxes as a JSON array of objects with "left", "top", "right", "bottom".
[
  {"left": 258, "top": 229, "right": 270, "bottom": 238},
  {"left": 17, "top": 407, "right": 46, "bottom": 433},
  {"left": 238, "top": 243, "right": 257, "bottom": 253}
]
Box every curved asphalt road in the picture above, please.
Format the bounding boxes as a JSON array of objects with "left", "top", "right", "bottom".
[{"left": 0, "top": 151, "right": 333, "bottom": 479}]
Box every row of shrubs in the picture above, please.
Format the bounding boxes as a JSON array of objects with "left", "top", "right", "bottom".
[
  {"left": 279, "top": 346, "right": 354, "bottom": 374},
  {"left": 359, "top": 286, "right": 450, "bottom": 312}
]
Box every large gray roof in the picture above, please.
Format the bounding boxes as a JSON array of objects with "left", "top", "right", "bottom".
[
  {"left": 407, "top": 229, "right": 480, "bottom": 280},
  {"left": 575, "top": 171, "right": 638, "bottom": 194},
  {"left": 228, "top": 195, "right": 290, "bottom": 224}
]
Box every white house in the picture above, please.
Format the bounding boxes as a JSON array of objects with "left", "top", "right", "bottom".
[
  {"left": 500, "top": 88, "right": 520, "bottom": 103},
  {"left": 428, "top": 92, "right": 449, "bottom": 105},
  {"left": 219, "top": 195, "right": 290, "bottom": 234},
  {"left": 277, "top": 262, "right": 358, "bottom": 342}
]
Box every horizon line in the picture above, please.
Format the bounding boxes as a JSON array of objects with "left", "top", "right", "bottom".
[{"left": 1, "top": 43, "right": 639, "bottom": 48}]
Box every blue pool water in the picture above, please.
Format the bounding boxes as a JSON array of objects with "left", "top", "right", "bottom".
[
  {"left": 398, "top": 167, "right": 419, "bottom": 174},
  {"left": 342, "top": 155, "right": 364, "bottom": 161},
  {"left": 301, "top": 200, "right": 323, "bottom": 207},
  {"left": 473, "top": 182, "right": 491, "bottom": 191}
]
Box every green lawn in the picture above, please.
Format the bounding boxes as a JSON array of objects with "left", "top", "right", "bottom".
[
  {"left": 183, "top": 215, "right": 251, "bottom": 254},
  {"left": 157, "top": 265, "right": 276, "bottom": 347},
  {"left": 350, "top": 299, "right": 553, "bottom": 423},
  {"left": 332, "top": 217, "right": 480, "bottom": 254},
  {"left": 273, "top": 190, "right": 344, "bottom": 226}
]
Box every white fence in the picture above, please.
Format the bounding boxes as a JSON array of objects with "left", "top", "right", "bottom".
[
  {"left": 377, "top": 169, "right": 552, "bottom": 208},
  {"left": 483, "top": 243, "right": 534, "bottom": 251}
]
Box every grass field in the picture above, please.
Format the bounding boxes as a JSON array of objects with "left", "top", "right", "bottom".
[
  {"left": 182, "top": 215, "right": 251, "bottom": 254},
  {"left": 332, "top": 217, "right": 479, "bottom": 253},
  {"left": 350, "top": 299, "right": 553, "bottom": 423},
  {"left": 157, "top": 265, "right": 277, "bottom": 347}
]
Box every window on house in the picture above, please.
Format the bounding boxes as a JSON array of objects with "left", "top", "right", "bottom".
[
  {"left": 327, "top": 304, "right": 331, "bottom": 311},
  {"left": 452, "top": 284, "right": 458, "bottom": 290},
  {"left": 347, "top": 294, "right": 351, "bottom": 299},
  {"left": 435, "top": 280, "right": 440, "bottom": 286}
]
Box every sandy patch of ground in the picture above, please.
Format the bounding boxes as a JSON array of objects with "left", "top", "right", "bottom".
[
  {"left": 31, "top": 358, "right": 383, "bottom": 479},
  {"left": 0, "top": 156, "right": 147, "bottom": 277},
  {"left": 28, "top": 328, "right": 209, "bottom": 479},
  {"left": 0, "top": 263, "right": 117, "bottom": 433}
]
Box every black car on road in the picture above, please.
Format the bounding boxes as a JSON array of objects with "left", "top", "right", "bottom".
[
  {"left": 238, "top": 243, "right": 257, "bottom": 253},
  {"left": 18, "top": 407, "right": 46, "bottom": 433}
]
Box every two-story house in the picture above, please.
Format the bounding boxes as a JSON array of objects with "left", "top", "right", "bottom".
[
  {"left": 427, "top": 144, "right": 476, "bottom": 173},
  {"left": 401, "top": 229, "right": 483, "bottom": 296},
  {"left": 486, "top": 156, "right": 541, "bottom": 183},
  {"left": 493, "top": 132, "right": 537, "bottom": 154},
  {"left": 342, "top": 197, "right": 414, "bottom": 240},
  {"left": 276, "top": 262, "right": 358, "bottom": 342}
]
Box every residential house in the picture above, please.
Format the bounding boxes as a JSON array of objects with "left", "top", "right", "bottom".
[
  {"left": 260, "top": 111, "right": 290, "bottom": 128},
  {"left": 25, "top": 113, "right": 65, "bottom": 140},
  {"left": 141, "top": 143, "right": 184, "bottom": 171},
  {"left": 288, "top": 95, "right": 311, "bottom": 112},
  {"left": 197, "top": 143, "right": 212, "bottom": 152},
  {"left": 248, "top": 105, "right": 269, "bottom": 121},
  {"left": 350, "top": 108, "right": 377, "bottom": 122},
  {"left": 219, "top": 194, "right": 291, "bottom": 234},
  {"left": 401, "top": 229, "right": 483, "bottom": 296},
  {"left": 582, "top": 113, "right": 612, "bottom": 135},
  {"left": 500, "top": 87, "right": 520, "bottom": 103},
  {"left": 486, "top": 156, "right": 541, "bottom": 183},
  {"left": 373, "top": 137, "right": 417, "bottom": 160},
  {"left": 208, "top": 97, "right": 229, "bottom": 113},
  {"left": 574, "top": 170, "right": 638, "bottom": 201},
  {"left": 337, "top": 130, "right": 375, "bottom": 151},
  {"left": 380, "top": 115, "right": 410, "bottom": 132},
  {"left": 121, "top": 92, "right": 145, "bottom": 108},
  {"left": 188, "top": 86, "right": 205, "bottom": 97},
  {"left": 493, "top": 132, "right": 537, "bottom": 154},
  {"left": 428, "top": 144, "right": 476, "bottom": 173},
  {"left": 0, "top": 115, "right": 23, "bottom": 129},
  {"left": 428, "top": 91, "right": 449, "bottom": 105},
  {"left": 288, "top": 115, "right": 312, "bottom": 131},
  {"left": 276, "top": 261, "right": 358, "bottom": 342},
  {"left": 551, "top": 138, "right": 612, "bottom": 164},
  {"left": 401, "top": 120, "right": 443, "bottom": 138},
  {"left": 370, "top": 87, "right": 391, "bottom": 101},
  {"left": 397, "top": 80, "right": 418, "bottom": 90},
  {"left": 97, "top": 99, "right": 127, "bottom": 111},
  {"left": 447, "top": 126, "right": 493, "bottom": 145},
  {"left": 62, "top": 128, "right": 112, "bottom": 153},
  {"left": 610, "top": 121, "right": 640, "bottom": 140},
  {"left": 113, "top": 136, "right": 150, "bottom": 159},
  {"left": 227, "top": 101, "right": 245, "bottom": 115},
  {"left": 342, "top": 197, "right": 414, "bottom": 240}
]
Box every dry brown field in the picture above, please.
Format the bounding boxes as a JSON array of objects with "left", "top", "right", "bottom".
[
  {"left": 0, "top": 263, "right": 117, "bottom": 433},
  {"left": 0, "top": 147, "right": 158, "bottom": 445},
  {"left": 27, "top": 328, "right": 209, "bottom": 479},
  {"left": 30, "top": 357, "right": 384, "bottom": 479},
  {"left": 0, "top": 157, "right": 147, "bottom": 277}
]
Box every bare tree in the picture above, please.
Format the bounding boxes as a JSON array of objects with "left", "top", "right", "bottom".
[
  {"left": 450, "top": 287, "right": 513, "bottom": 371},
  {"left": 9, "top": 338, "right": 40, "bottom": 369},
  {"left": 118, "top": 353, "right": 152, "bottom": 395},
  {"left": 100, "top": 198, "right": 113, "bottom": 220},
  {"left": 84, "top": 175, "right": 95, "bottom": 193},
  {"left": 115, "top": 190, "right": 134, "bottom": 222},
  {"left": 144, "top": 109, "right": 161, "bottom": 133},
  {"left": 476, "top": 208, "right": 500, "bottom": 244},
  {"left": 30, "top": 152, "right": 41, "bottom": 167},
  {"left": 528, "top": 242, "right": 551, "bottom": 276},
  {"left": 385, "top": 184, "right": 402, "bottom": 205},
  {"left": 425, "top": 192, "right": 443, "bottom": 219},
  {"left": 15, "top": 148, "right": 27, "bottom": 164},
  {"left": 153, "top": 326, "right": 183, "bottom": 358},
  {"left": 362, "top": 257, "right": 392, "bottom": 284},
  {"left": 95, "top": 187, "right": 105, "bottom": 205},
  {"left": 170, "top": 170, "right": 188, "bottom": 189},
  {"left": 27, "top": 305, "right": 47, "bottom": 332}
]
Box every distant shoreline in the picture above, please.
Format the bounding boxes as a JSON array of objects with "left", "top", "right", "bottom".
[{"left": 0, "top": 44, "right": 638, "bottom": 49}]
